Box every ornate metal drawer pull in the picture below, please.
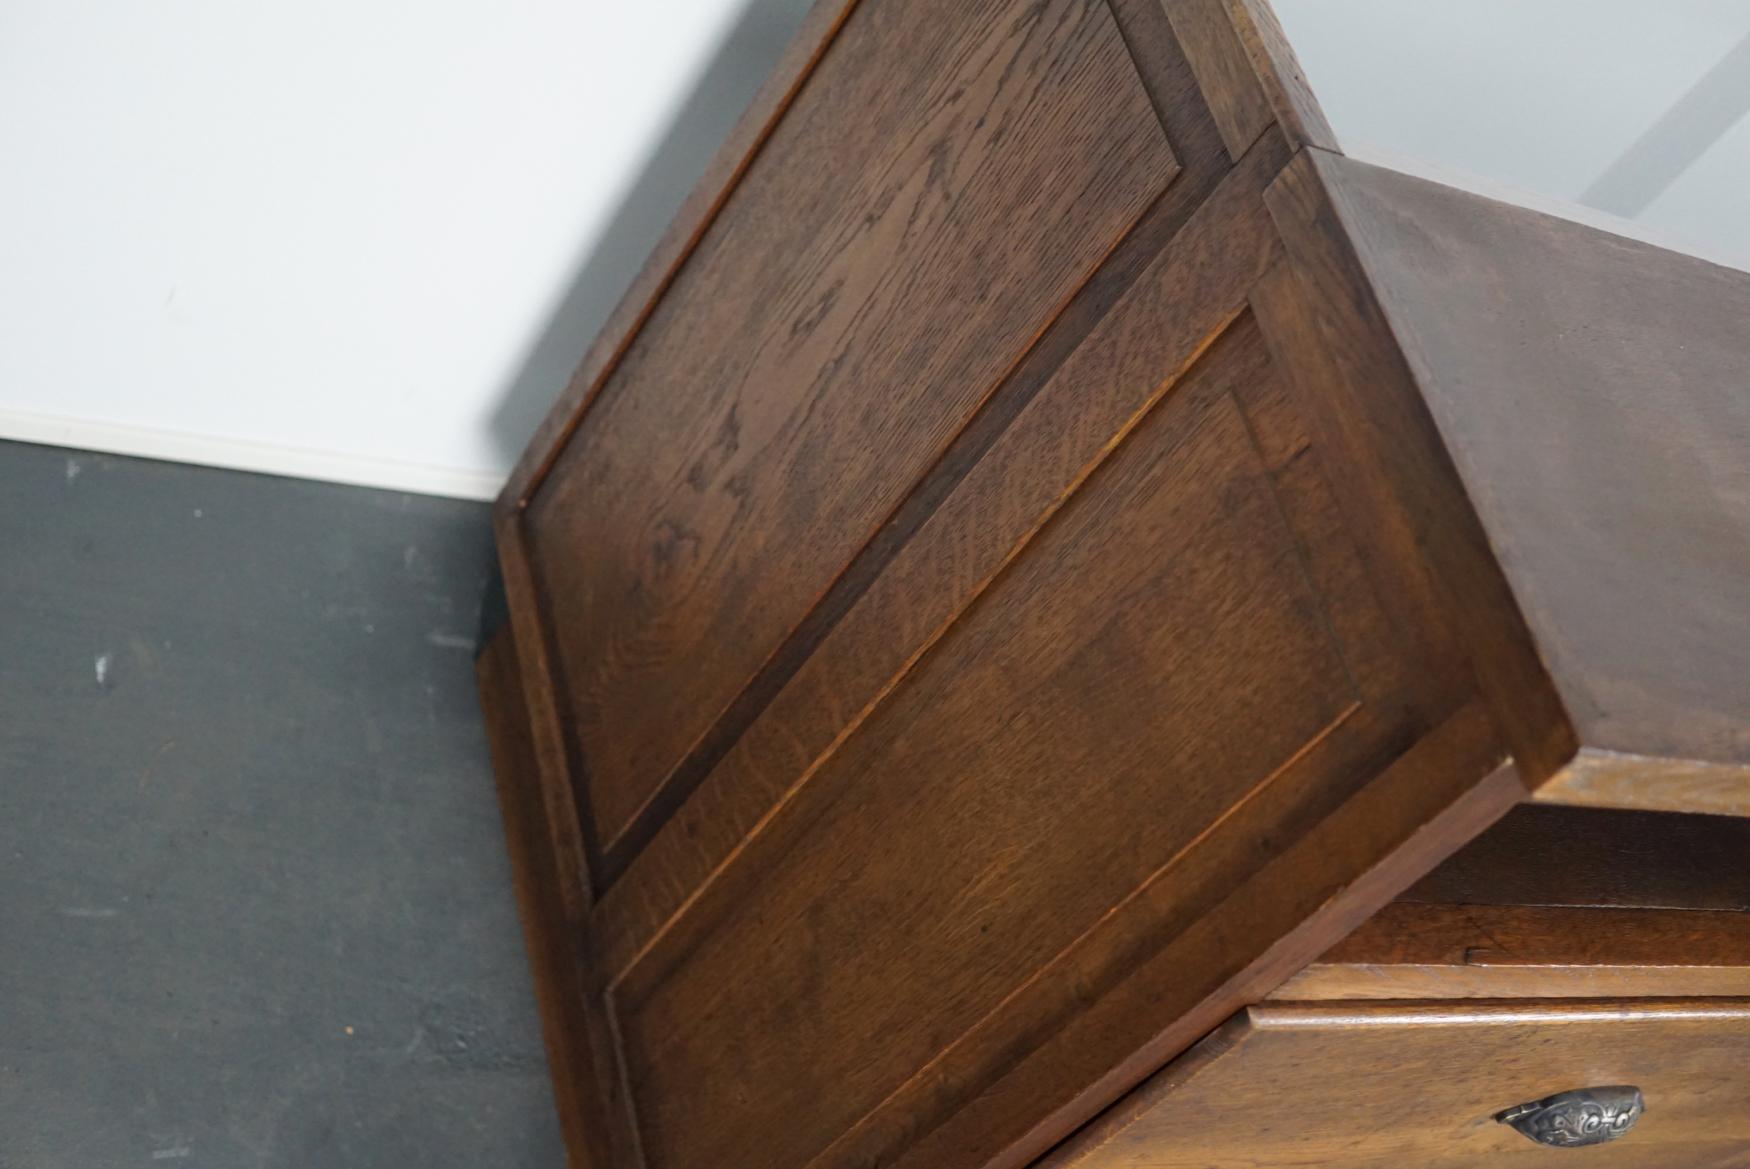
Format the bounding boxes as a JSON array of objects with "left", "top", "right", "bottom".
[{"left": 1497, "top": 1086, "right": 1645, "bottom": 1148}]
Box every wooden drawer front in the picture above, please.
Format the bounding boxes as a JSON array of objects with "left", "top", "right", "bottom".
[
  {"left": 521, "top": 0, "right": 1178, "bottom": 869},
  {"left": 1045, "top": 1000, "right": 1750, "bottom": 1169}
]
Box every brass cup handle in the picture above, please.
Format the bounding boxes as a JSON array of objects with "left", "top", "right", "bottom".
[{"left": 1497, "top": 1086, "right": 1646, "bottom": 1148}]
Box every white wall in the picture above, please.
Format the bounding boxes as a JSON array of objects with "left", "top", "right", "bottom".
[
  {"left": 0, "top": 0, "right": 813, "bottom": 498},
  {"left": 1274, "top": 0, "right": 1750, "bottom": 271},
  {"left": 3, "top": 1, "right": 1746, "bottom": 499}
]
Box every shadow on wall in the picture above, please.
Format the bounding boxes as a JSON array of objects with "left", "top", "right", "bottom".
[{"left": 485, "top": 0, "right": 821, "bottom": 467}]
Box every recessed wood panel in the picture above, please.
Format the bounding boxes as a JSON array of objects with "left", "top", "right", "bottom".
[
  {"left": 524, "top": 0, "right": 1179, "bottom": 861},
  {"left": 618, "top": 330, "right": 1360, "bottom": 1169},
  {"left": 592, "top": 139, "right": 1296, "bottom": 988}
]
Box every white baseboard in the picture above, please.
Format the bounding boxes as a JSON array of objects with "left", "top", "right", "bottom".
[{"left": 0, "top": 408, "right": 505, "bottom": 501}]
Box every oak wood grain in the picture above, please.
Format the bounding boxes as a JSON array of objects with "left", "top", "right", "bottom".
[
  {"left": 1257, "top": 154, "right": 1578, "bottom": 783},
  {"left": 492, "top": 510, "right": 596, "bottom": 918},
  {"left": 575, "top": 0, "right": 1240, "bottom": 943},
  {"left": 476, "top": 629, "right": 638, "bottom": 1169},
  {"left": 1221, "top": 0, "right": 1339, "bottom": 151},
  {"left": 524, "top": 0, "right": 1180, "bottom": 862},
  {"left": 1163, "top": 0, "right": 1274, "bottom": 160},
  {"left": 879, "top": 709, "right": 1517, "bottom": 1169},
  {"left": 1045, "top": 999, "right": 1750, "bottom": 1169},
  {"left": 497, "top": 0, "right": 862, "bottom": 516},
  {"left": 620, "top": 296, "right": 1360, "bottom": 1169},
  {"left": 471, "top": 7, "right": 1750, "bottom": 1169},
  {"left": 594, "top": 131, "right": 1294, "bottom": 987}
]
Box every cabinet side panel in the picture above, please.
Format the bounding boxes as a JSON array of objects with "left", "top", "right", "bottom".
[
  {"left": 524, "top": 0, "right": 1180, "bottom": 862},
  {"left": 586, "top": 134, "right": 1505, "bottom": 1169},
  {"left": 593, "top": 131, "right": 1295, "bottom": 986},
  {"left": 620, "top": 315, "right": 1361, "bottom": 1169}
]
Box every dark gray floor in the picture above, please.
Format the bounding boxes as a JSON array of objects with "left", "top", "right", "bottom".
[{"left": 0, "top": 442, "right": 564, "bottom": 1168}]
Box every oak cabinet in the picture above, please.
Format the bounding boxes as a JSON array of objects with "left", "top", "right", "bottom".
[{"left": 476, "top": 2, "right": 1750, "bottom": 1167}]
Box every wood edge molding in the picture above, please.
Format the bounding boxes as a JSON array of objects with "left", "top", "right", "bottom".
[
  {"left": 1258, "top": 147, "right": 1580, "bottom": 786},
  {"left": 1162, "top": 0, "right": 1276, "bottom": 161},
  {"left": 881, "top": 704, "right": 1520, "bottom": 1169},
  {"left": 1220, "top": 0, "right": 1339, "bottom": 152},
  {"left": 1159, "top": 0, "right": 1338, "bottom": 163},
  {"left": 1277, "top": 967, "right": 1750, "bottom": 1003},
  {"left": 1031, "top": 1013, "right": 1257, "bottom": 1169},
  {"left": 1272, "top": 902, "right": 1750, "bottom": 1002},
  {"left": 476, "top": 629, "right": 643, "bottom": 1169},
  {"left": 1252, "top": 998, "right": 1750, "bottom": 1030},
  {"left": 1535, "top": 747, "right": 1750, "bottom": 818},
  {"left": 494, "top": 0, "right": 863, "bottom": 522},
  {"left": 491, "top": 508, "right": 596, "bottom": 911},
  {"left": 487, "top": 515, "right": 647, "bottom": 1165},
  {"left": 1106, "top": 0, "right": 1230, "bottom": 173}
]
